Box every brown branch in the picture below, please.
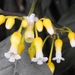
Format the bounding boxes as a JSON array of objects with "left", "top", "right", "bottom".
[{"left": 0, "top": 8, "right": 25, "bottom": 17}]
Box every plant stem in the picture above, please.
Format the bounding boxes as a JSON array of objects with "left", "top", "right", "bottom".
[
  {"left": 28, "top": 0, "right": 37, "bottom": 15},
  {"left": 63, "top": 26, "right": 72, "bottom": 32},
  {"left": 18, "top": 24, "right": 22, "bottom": 33},
  {"left": 48, "top": 38, "right": 54, "bottom": 62},
  {"left": 57, "top": 33, "right": 60, "bottom": 39},
  {"left": 35, "top": 27, "right": 38, "bottom": 37},
  {"left": 43, "top": 35, "right": 50, "bottom": 47}
]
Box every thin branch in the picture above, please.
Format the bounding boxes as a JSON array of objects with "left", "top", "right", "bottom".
[{"left": 0, "top": 8, "right": 25, "bottom": 17}]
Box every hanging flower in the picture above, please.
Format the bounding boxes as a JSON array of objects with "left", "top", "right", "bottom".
[
  {"left": 4, "top": 31, "right": 22, "bottom": 62},
  {"left": 5, "top": 16, "right": 15, "bottom": 29},
  {"left": 47, "top": 61, "right": 55, "bottom": 74},
  {"left": 24, "top": 13, "right": 38, "bottom": 43},
  {"left": 0, "top": 15, "right": 6, "bottom": 25},
  {"left": 21, "top": 19, "right": 28, "bottom": 28},
  {"left": 35, "top": 20, "right": 43, "bottom": 32},
  {"left": 4, "top": 44, "right": 21, "bottom": 62},
  {"left": 28, "top": 42, "right": 36, "bottom": 60},
  {"left": 31, "top": 37, "right": 48, "bottom": 65},
  {"left": 53, "top": 38, "right": 65, "bottom": 63},
  {"left": 68, "top": 32, "right": 75, "bottom": 47},
  {"left": 43, "top": 18, "right": 54, "bottom": 35}
]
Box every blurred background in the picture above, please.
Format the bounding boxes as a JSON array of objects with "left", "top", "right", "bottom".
[{"left": 0, "top": 0, "right": 75, "bottom": 75}]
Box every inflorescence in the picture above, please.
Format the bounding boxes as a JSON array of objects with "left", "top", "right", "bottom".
[{"left": 0, "top": 13, "right": 75, "bottom": 73}]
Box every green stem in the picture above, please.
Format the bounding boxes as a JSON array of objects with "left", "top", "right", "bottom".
[
  {"left": 43, "top": 35, "right": 50, "bottom": 47},
  {"left": 5, "top": 16, "right": 23, "bottom": 20},
  {"left": 15, "top": 16, "right": 24, "bottom": 20},
  {"left": 48, "top": 38, "right": 54, "bottom": 62},
  {"left": 18, "top": 24, "right": 22, "bottom": 33},
  {"left": 35, "top": 27, "right": 38, "bottom": 37},
  {"left": 28, "top": 0, "right": 37, "bottom": 15},
  {"left": 63, "top": 26, "right": 72, "bottom": 32},
  {"left": 57, "top": 33, "right": 60, "bottom": 39}
]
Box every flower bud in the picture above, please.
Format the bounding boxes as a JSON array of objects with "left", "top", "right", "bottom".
[
  {"left": 35, "top": 20, "right": 43, "bottom": 32},
  {"left": 68, "top": 32, "right": 75, "bottom": 47},
  {"left": 18, "top": 42, "right": 25, "bottom": 55},
  {"left": 0, "top": 15, "right": 6, "bottom": 25},
  {"left": 47, "top": 62, "right": 55, "bottom": 73},
  {"left": 21, "top": 19, "right": 28, "bottom": 28},
  {"left": 43, "top": 18, "right": 54, "bottom": 35},
  {"left": 5, "top": 17, "right": 15, "bottom": 29},
  {"left": 28, "top": 42, "right": 36, "bottom": 60},
  {"left": 68, "top": 32, "right": 75, "bottom": 40}
]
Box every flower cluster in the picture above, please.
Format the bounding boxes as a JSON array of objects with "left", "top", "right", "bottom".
[{"left": 0, "top": 13, "right": 75, "bottom": 73}]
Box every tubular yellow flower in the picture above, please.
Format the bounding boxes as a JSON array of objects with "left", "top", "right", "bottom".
[
  {"left": 35, "top": 20, "right": 43, "bottom": 32},
  {"left": 32, "top": 37, "right": 48, "bottom": 65},
  {"left": 53, "top": 38, "right": 65, "bottom": 63},
  {"left": 68, "top": 32, "right": 75, "bottom": 47},
  {"left": 21, "top": 19, "right": 28, "bottom": 28},
  {"left": 24, "top": 14, "right": 37, "bottom": 43},
  {"left": 47, "top": 62, "right": 55, "bottom": 74},
  {"left": 0, "top": 15, "right": 6, "bottom": 25},
  {"left": 10, "top": 32, "right": 22, "bottom": 45},
  {"left": 28, "top": 42, "right": 36, "bottom": 60},
  {"left": 5, "top": 17, "right": 15, "bottom": 29},
  {"left": 43, "top": 18, "right": 54, "bottom": 35}
]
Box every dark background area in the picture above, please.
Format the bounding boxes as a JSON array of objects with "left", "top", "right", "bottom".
[{"left": 0, "top": 0, "right": 75, "bottom": 75}]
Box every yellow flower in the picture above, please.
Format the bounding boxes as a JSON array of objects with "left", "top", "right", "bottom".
[
  {"left": 10, "top": 32, "right": 22, "bottom": 45},
  {"left": 21, "top": 19, "right": 28, "bottom": 28},
  {"left": 35, "top": 20, "right": 43, "bottom": 32},
  {"left": 0, "top": 15, "right": 6, "bottom": 25},
  {"left": 32, "top": 37, "right": 48, "bottom": 65},
  {"left": 28, "top": 42, "right": 36, "bottom": 60},
  {"left": 68, "top": 32, "right": 75, "bottom": 47},
  {"left": 24, "top": 13, "right": 38, "bottom": 43},
  {"left": 43, "top": 18, "right": 54, "bottom": 35},
  {"left": 18, "top": 42, "right": 25, "bottom": 55},
  {"left": 5, "top": 17, "right": 15, "bottom": 29},
  {"left": 47, "top": 61, "right": 55, "bottom": 74},
  {"left": 53, "top": 39, "right": 65, "bottom": 63}
]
